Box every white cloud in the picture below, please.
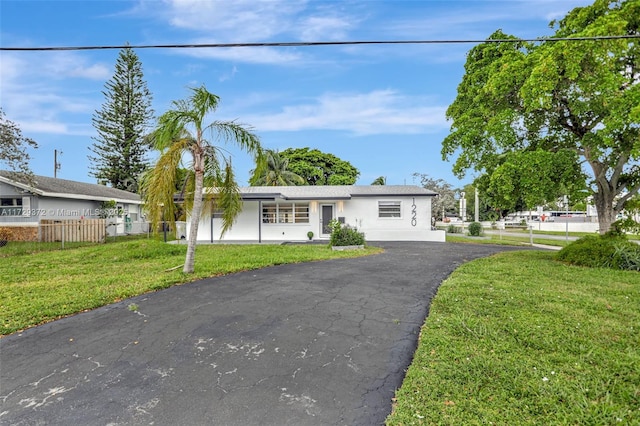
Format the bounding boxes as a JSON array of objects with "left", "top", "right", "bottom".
[
  {"left": 0, "top": 51, "right": 106, "bottom": 137},
  {"left": 242, "top": 90, "right": 448, "bottom": 135},
  {"left": 146, "top": 0, "right": 358, "bottom": 65},
  {"left": 385, "top": 0, "right": 592, "bottom": 39},
  {"left": 0, "top": 54, "right": 27, "bottom": 82},
  {"left": 39, "top": 52, "right": 111, "bottom": 81},
  {"left": 162, "top": 0, "right": 305, "bottom": 40},
  {"left": 19, "top": 120, "right": 69, "bottom": 135},
  {"left": 1, "top": 51, "right": 110, "bottom": 83},
  {"left": 298, "top": 15, "right": 354, "bottom": 41}
]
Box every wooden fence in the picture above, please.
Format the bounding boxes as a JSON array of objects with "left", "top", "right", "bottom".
[{"left": 40, "top": 219, "right": 106, "bottom": 243}]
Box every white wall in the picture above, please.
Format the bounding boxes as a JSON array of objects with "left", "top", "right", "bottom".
[
  {"left": 477, "top": 220, "right": 600, "bottom": 233},
  {"left": 527, "top": 221, "right": 600, "bottom": 233},
  {"left": 32, "top": 197, "right": 98, "bottom": 219},
  {"left": 192, "top": 196, "right": 445, "bottom": 242},
  {"left": 338, "top": 196, "right": 444, "bottom": 242}
]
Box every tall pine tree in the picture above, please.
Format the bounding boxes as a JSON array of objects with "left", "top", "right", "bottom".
[{"left": 89, "top": 47, "right": 153, "bottom": 192}]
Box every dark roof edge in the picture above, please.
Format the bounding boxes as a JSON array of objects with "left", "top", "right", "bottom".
[{"left": 350, "top": 192, "right": 437, "bottom": 197}]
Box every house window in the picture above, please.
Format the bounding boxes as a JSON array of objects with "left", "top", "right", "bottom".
[
  {"left": 378, "top": 201, "right": 401, "bottom": 218},
  {"left": 262, "top": 202, "right": 309, "bottom": 224},
  {"left": 262, "top": 203, "right": 277, "bottom": 223},
  {"left": 0, "top": 197, "right": 23, "bottom": 216},
  {"left": 278, "top": 203, "right": 293, "bottom": 223},
  {"left": 295, "top": 204, "right": 309, "bottom": 223}
]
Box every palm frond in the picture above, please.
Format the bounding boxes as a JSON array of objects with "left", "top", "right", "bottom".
[
  {"left": 190, "top": 85, "right": 220, "bottom": 124},
  {"left": 250, "top": 149, "right": 304, "bottom": 186},
  {"left": 206, "top": 121, "right": 262, "bottom": 157},
  {"left": 217, "top": 160, "right": 242, "bottom": 236},
  {"left": 140, "top": 138, "right": 188, "bottom": 231}
]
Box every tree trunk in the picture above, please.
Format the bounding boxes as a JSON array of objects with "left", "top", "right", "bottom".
[
  {"left": 184, "top": 158, "right": 204, "bottom": 274},
  {"left": 592, "top": 185, "right": 616, "bottom": 235}
]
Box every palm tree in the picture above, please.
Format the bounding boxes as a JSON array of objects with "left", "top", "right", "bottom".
[
  {"left": 371, "top": 176, "right": 386, "bottom": 185},
  {"left": 249, "top": 149, "right": 305, "bottom": 186},
  {"left": 142, "top": 85, "right": 262, "bottom": 273}
]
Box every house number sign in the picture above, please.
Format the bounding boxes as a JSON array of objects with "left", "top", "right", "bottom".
[{"left": 411, "top": 198, "right": 417, "bottom": 227}]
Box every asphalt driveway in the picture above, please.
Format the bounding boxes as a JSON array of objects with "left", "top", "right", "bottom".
[{"left": 1, "top": 242, "right": 531, "bottom": 425}]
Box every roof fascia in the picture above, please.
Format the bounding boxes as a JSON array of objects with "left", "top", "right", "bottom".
[
  {"left": 43, "top": 193, "right": 142, "bottom": 204},
  {"left": 350, "top": 193, "right": 437, "bottom": 197},
  {"left": 284, "top": 196, "right": 351, "bottom": 200},
  {"left": 0, "top": 175, "right": 44, "bottom": 196}
]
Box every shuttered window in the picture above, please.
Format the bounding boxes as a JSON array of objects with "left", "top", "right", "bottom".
[{"left": 378, "top": 201, "right": 401, "bottom": 218}]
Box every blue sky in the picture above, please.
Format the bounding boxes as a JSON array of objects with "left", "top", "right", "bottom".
[{"left": 1, "top": 0, "right": 592, "bottom": 188}]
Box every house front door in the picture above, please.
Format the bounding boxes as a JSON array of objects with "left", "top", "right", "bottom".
[{"left": 321, "top": 204, "right": 334, "bottom": 236}]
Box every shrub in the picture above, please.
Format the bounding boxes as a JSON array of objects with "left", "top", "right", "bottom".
[
  {"left": 329, "top": 220, "right": 365, "bottom": 247},
  {"left": 609, "top": 217, "right": 640, "bottom": 236},
  {"left": 556, "top": 234, "right": 640, "bottom": 271},
  {"left": 614, "top": 241, "right": 640, "bottom": 271},
  {"left": 446, "top": 224, "right": 460, "bottom": 234},
  {"left": 468, "top": 222, "right": 483, "bottom": 236}
]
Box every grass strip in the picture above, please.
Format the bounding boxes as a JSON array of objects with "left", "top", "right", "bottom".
[
  {"left": 387, "top": 250, "right": 639, "bottom": 425},
  {"left": 447, "top": 234, "right": 570, "bottom": 248},
  {"left": 0, "top": 239, "right": 381, "bottom": 335}
]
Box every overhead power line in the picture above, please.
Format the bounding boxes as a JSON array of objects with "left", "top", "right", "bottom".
[{"left": 1, "top": 34, "right": 639, "bottom": 51}]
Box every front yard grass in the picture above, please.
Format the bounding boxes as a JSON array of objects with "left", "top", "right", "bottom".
[
  {"left": 0, "top": 239, "right": 381, "bottom": 335},
  {"left": 387, "top": 250, "right": 639, "bottom": 425}
]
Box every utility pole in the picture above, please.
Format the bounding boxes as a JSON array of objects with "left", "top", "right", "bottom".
[{"left": 54, "top": 150, "right": 62, "bottom": 178}]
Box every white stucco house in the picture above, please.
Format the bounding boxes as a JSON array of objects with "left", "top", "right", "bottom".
[
  {"left": 188, "top": 185, "right": 445, "bottom": 243},
  {"left": 0, "top": 171, "right": 145, "bottom": 241}
]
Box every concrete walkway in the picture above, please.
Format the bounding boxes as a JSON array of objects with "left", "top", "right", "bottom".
[{"left": 1, "top": 242, "right": 536, "bottom": 425}]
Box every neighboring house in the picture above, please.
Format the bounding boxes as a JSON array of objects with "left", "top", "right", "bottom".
[
  {"left": 188, "top": 185, "right": 445, "bottom": 243},
  {"left": 0, "top": 171, "right": 145, "bottom": 241}
]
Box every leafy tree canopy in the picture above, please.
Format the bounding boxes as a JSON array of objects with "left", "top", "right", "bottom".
[
  {"left": 280, "top": 148, "right": 360, "bottom": 185},
  {"left": 484, "top": 149, "right": 587, "bottom": 213},
  {"left": 442, "top": 0, "right": 640, "bottom": 234},
  {"left": 412, "top": 173, "right": 458, "bottom": 221},
  {"left": 0, "top": 108, "right": 38, "bottom": 182},
  {"left": 371, "top": 176, "right": 386, "bottom": 185}
]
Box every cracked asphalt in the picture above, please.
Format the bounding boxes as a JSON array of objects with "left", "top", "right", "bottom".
[{"left": 1, "top": 242, "right": 531, "bottom": 425}]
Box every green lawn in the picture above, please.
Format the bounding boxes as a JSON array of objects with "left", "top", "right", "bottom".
[
  {"left": 387, "top": 250, "right": 639, "bottom": 425},
  {"left": 446, "top": 233, "right": 569, "bottom": 248},
  {"left": 0, "top": 239, "right": 381, "bottom": 335},
  {"left": 3, "top": 237, "right": 638, "bottom": 424}
]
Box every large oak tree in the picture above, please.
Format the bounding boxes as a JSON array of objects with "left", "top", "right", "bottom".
[
  {"left": 279, "top": 147, "right": 359, "bottom": 186},
  {"left": 442, "top": 0, "right": 640, "bottom": 233}
]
